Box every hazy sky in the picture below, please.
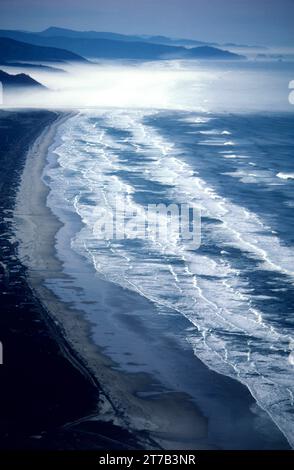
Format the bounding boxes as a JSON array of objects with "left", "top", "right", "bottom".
[{"left": 0, "top": 0, "right": 293, "bottom": 46}]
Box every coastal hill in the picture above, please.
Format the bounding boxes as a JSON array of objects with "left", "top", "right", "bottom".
[
  {"left": 28, "top": 37, "right": 243, "bottom": 60},
  {"left": 0, "top": 37, "right": 87, "bottom": 64},
  {"left": 0, "top": 29, "right": 245, "bottom": 61},
  {"left": 188, "top": 46, "right": 242, "bottom": 59},
  {"left": 0, "top": 69, "right": 46, "bottom": 88}
]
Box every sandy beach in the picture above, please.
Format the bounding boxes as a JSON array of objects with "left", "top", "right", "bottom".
[{"left": 0, "top": 110, "right": 105, "bottom": 449}]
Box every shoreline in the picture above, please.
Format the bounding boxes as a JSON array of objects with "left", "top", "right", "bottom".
[
  {"left": 14, "top": 112, "right": 210, "bottom": 450},
  {"left": 13, "top": 110, "right": 291, "bottom": 450}
]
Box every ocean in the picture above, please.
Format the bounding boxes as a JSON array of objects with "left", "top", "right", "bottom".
[{"left": 41, "top": 108, "right": 294, "bottom": 448}]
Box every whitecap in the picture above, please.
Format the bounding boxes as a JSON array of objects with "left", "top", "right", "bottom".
[{"left": 277, "top": 172, "right": 294, "bottom": 180}]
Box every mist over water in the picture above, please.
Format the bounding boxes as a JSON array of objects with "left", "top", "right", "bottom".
[{"left": 2, "top": 58, "right": 294, "bottom": 112}]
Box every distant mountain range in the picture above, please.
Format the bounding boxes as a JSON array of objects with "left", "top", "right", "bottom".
[
  {"left": 36, "top": 28, "right": 265, "bottom": 49},
  {"left": 39, "top": 27, "right": 213, "bottom": 47},
  {"left": 0, "top": 28, "right": 246, "bottom": 61},
  {"left": 0, "top": 69, "right": 45, "bottom": 88}
]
